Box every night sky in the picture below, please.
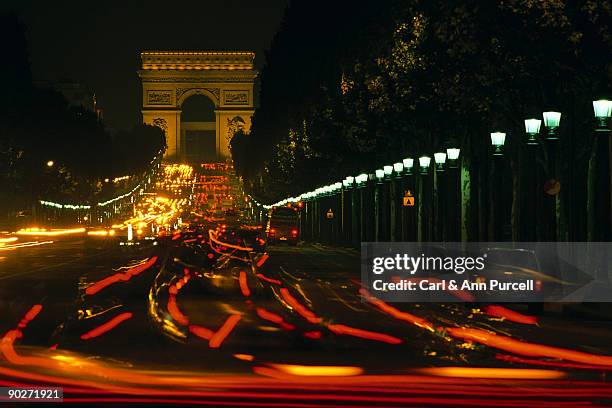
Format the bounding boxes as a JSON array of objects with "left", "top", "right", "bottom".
[{"left": 1, "top": 0, "right": 287, "bottom": 131}]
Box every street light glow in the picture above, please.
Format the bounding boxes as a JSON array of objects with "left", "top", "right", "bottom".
[
  {"left": 543, "top": 111, "right": 561, "bottom": 139},
  {"left": 383, "top": 165, "right": 393, "bottom": 176},
  {"left": 592, "top": 100, "right": 612, "bottom": 119},
  {"left": 375, "top": 169, "right": 385, "bottom": 179},
  {"left": 393, "top": 162, "right": 403, "bottom": 173},
  {"left": 46, "top": 160, "right": 54, "bottom": 167},
  {"left": 434, "top": 152, "right": 447, "bottom": 164},
  {"left": 446, "top": 148, "right": 460, "bottom": 161},
  {"left": 402, "top": 158, "right": 414, "bottom": 169},
  {"left": 524, "top": 119, "right": 541, "bottom": 134},
  {"left": 491, "top": 132, "right": 506, "bottom": 156}
]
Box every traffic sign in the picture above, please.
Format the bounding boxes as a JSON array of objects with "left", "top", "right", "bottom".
[{"left": 403, "top": 190, "right": 415, "bottom": 207}]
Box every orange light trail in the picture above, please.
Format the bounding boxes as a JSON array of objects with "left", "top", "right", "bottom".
[
  {"left": 484, "top": 305, "right": 538, "bottom": 325},
  {"left": 256, "top": 273, "right": 281, "bottom": 285},
  {"left": 359, "top": 288, "right": 434, "bottom": 332},
  {"left": 256, "top": 307, "right": 295, "bottom": 330},
  {"left": 17, "top": 304, "right": 42, "bottom": 329},
  {"left": 80, "top": 312, "right": 133, "bottom": 340},
  {"left": 447, "top": 327, "right": 612, "bottom": 366},
  {"left": 415, "top": 367, "right": 565, "bottom": 380},
  {"left": 168, "top": 295, "right": 189, "bottom": 326},
  {"left": 16, "top": 227, "right": 86, "bottom": 236},
  {"left": 326, "top": 323, "right": 402, "bottom": 345},
  {"left": 239, "top": 271, "right": 251, "bottom": 297},
  {"left": 256, "top": 254, "right": 269, "bottom": 267},
  {"left": 279, "top": 288, "right": 322, "bottom": 324},
  {"left": 209, "top": 314, "right": 241, "bottom": 348},
  {"left": 85, "top": 256, "right": 158, "bottom": 295},
  {"left": 188, "top": 325, "right": 214, "bottom": 340}
]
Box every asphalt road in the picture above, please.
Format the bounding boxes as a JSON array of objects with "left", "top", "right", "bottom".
[{"left": 1, "top": 164, "right": 612, "bottom": 406}]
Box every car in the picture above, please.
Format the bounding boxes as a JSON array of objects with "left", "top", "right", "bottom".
[{"left": 266, "top": 206, "right": 299, "bottom": 245}]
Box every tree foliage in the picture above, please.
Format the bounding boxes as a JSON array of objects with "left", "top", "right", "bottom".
[
  {"left": 0, "top": 12, "right": 166, "bottom": 212},
  {"left": 237, "top": 0, "right": 612, "bottom": 202}
]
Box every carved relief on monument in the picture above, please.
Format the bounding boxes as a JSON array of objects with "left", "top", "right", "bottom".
[
  {"left": 146, "top": 90, "right": 173, "bottom": 105},
  {"left": 223, "top": 90, "right": 249, "bottom": 105},
  {"left": 176, "top": 88, "right": 220, "bottom": 104}
]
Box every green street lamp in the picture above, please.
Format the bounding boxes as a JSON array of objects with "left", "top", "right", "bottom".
[
  {"left": 419, "top": 156, "right": 431, "bottom": 175},
  {"left": 375, "top": 169, "right": 385, "bottom": 182},
  {"left": 446, "top": 148, "right": 460, "bottom": 168},
  {"left": 355, "top": 173, "right": 368, "bottom": 186},
  {"left": 403, "top": 158, "right": 414, "bottom": 175},
  {"left": 343, "top": 176, "right": 354, "bottom": 188},
  {"left": 593, "top": 99, "right": 612, "bottom": 132},
  {"left": 393, "top": 162, "right": 404, "bottom": 177},
  {"left": 383, "top": 165, "right": 393, "bottom": 180},
  {"left": 524, "top": 119, "right": 541, "bottom": 145},
  {"left": 491, "top": 132, "right": 506, "bottom": 156},
  {"left": 543, "top": 111, "right": 561, "bottom": 140},
  {"left": 434, "top": 152, "right": 446, "bottom": 172}
]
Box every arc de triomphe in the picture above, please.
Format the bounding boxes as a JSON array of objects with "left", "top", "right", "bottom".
[{"left": 138, "top": 51, "right": 256, "bottom": 161}]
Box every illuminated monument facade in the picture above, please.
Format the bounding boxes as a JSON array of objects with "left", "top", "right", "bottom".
[{"left": 138, "top": 51, "right": 256, "bottom": 161}]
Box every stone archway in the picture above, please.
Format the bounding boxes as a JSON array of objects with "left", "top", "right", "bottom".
[{"left": 138, "top": 51, "right": 256, "bottom": 161}]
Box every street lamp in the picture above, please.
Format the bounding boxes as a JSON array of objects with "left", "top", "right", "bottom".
[
  {"left": 419, "top": 156, "right": 431, "bottom": 175},
  {"left": 491, "top": 132, "right": 506, "bottom": 156},
  {"left": 375, "top": 169, "right": 385, "bottom": 182},
  {"left": 343, "top": 176, "right": 354, "bottom": 187},
  {"left": 46, "top": 160, "right": 54, "bottom": 167},
  {"left": 446, "top": 148, "right": 460, "bottom": 168},
  {"left": 393, "top": 162, "right": 404, "bottom": 177},
  {"left": 434, "top": 152, "right": 446, "bottom": 172},
  {"left": 524, "top": 119, "right": 541, "bottom": 145},
  {"left": 593, "top": 99, "right": 612, "bottom": 132},
  {"left": 383, "top": 165, "right": 393, "bottom": 180},
  {"left": 543, "top": 111, "right": 561, "bottom": 140},
  {"left": 403, "top": 158, "right": 414, "bottom": 175},
  {"left": 355, "top": 173, "right": 368, "bottom": 186}
]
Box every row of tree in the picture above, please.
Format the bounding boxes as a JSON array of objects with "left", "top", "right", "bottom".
[
  {"left": 233, "top": 0, "right": 612, "bottom": 241},
  {"left": 0, "top": 12, "right": 165, "bottom": 216}
]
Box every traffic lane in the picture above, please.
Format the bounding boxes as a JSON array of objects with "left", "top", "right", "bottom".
[
  {"left": 0, "top": 238, "right": 159, "bottom": 348},
  {"left": 262, "top": 242, "right": 612, "bottom": 372}
]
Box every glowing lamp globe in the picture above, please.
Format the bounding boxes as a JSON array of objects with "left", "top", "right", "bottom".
[
  {"left": 593, "top": 100, "right": 612, "bottom": 131},
  {"left": 419, "top": 156, "right": 431, "bottom": 174},
  {"left": 490, "top": 132, "right": 506, "bottom": 156},
  {"left": 543, "top": 112, "right": 561, "bottom": 140},
  {"left": 524, "top": 119, "right": 541, "bottom": 145}
]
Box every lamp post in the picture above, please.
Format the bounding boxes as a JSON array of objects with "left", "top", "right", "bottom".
[
  {"left": 433, "top": 152, "right": 446, "bottom": 241},
  {"left": 342, "top": 176, "right": 354, "bottom": 245},
  {"left": 418, "top": 156, "right": 432, "bottom": 241},
  {"left": 446, "top": 148, "right": 461, "bottom": 241},
  {"left": 374, "top": 169, "right": 385, "bottom": 242},
  {"left": 391, "top": 163, "right": 404, "bottom": 241},
  {"left": 591, "top": 100, "right": 612, "bottom": 240},
  {"left": 524, "top": 119, "right": 542, "bottom": 145},
  {"left": 402, "top": 158, "right": 416, "bottom": 241},
  {"left": 543, "top": 111, "right": 561, "bottom": 140},
  {"left": 355, "top": 173, "right": 368, "bottom": 245},
  {"left": 490, "top": 133, "right": 507, "bottom": 240},
  {"left": 434, "top": 152, "right": 446, "bottom": 172},
  {"left": 446, "top": 148, "right": 460, "bottom": 168}
]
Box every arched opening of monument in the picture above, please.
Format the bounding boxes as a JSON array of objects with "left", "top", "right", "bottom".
[{"left": 180, "top": 94, "right": 216, "bottom": 163}]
